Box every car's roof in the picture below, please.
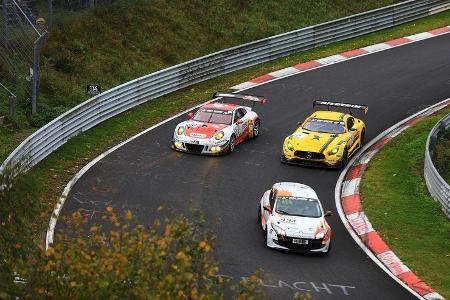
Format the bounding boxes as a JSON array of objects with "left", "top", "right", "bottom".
[
  {"left": 272, "top": 182, "right": 319, "bottom": 200},
  {"left": 202, "top": 102, "right": 238, "bottom": 112},
  {"left": 309, "top": 110, "right": 348, "bottom": 121}
]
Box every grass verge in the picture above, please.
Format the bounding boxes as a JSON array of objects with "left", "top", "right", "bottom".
[
  {"left": 360, "top": 107, "right": 450, "bottom": 299},
  {"left": 0, "top": 9, "right": 449, "bottom": 281}
]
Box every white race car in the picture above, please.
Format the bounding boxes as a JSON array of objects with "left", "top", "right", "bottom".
[
  {"left": 258, "top": 182, "right": 332, "bottom": 254},
  {"left": 171, "top": 92, "right": 266, "bottom": 155}
]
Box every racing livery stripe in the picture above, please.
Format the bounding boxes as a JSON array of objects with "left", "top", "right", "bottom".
[
  {"left": 319, "top": 135, "right": 337, "bottom": 153},
  {"left": 338, "top": 99, "right": 450, "bottom": 300},
  {"left": 231, "top": 26, "right": 450, "bottom": 90}
]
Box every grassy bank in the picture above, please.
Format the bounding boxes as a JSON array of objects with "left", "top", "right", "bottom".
[
  {"left": 0, "top": 5, "right": 449, "bottom": 292},
  {"left": 360, "top": 107, "right": 450, "bottom": 298}
]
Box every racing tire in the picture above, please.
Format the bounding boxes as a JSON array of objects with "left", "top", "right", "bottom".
[
  {"left": 258, "top": 206, "right": 261, "bottom": 224},
  {"left": 361, "top": 128, "right": 365, "bottom": 145},
  {"left": 263, "top": 228, "right": 267, "bottom": 246},
  {"left": 340, "top": 148, "right": 348, "bottom": 168},
  {"left": 252, "top": 119, "right": 260, "bottom": 139},
  {"left": 229, "top": 135, "right": 236, "bottom": 153}
]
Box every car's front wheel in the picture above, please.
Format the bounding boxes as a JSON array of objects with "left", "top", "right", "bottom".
[
  {"left": 252, "top": 119, "right": 260, "bottom": 139},
  {"left": 229, "top": 135, "right": 236, "bottom": 153}
]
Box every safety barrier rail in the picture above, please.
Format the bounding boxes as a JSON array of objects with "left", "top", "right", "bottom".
[
  {"left": 424, "top": 113, "right": 450, "bottom": 218},
  {"left": 1, "top": 0, "right": 449, "bottom": 177}
]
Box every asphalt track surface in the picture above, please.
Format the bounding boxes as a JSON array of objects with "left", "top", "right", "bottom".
[{"left": 58, "top": 34, "right": 450, "bottom": 299}]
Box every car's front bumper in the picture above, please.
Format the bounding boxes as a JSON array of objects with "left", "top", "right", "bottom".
[
  {"left": 266, "top": 228, "right": 331, "bottom": 253},
  {"left": 171, "top": 138, "right": 230, "bottom": 155},
  {"left": 281, "top": 153, "right": 341, "bottom": 169}
]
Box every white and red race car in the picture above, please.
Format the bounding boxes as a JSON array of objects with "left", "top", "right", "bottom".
[
  {"left": 171, "top": 92, "right": 266, "bottom": 155},
  {"left": 258, "top": 182, "right": 332, "bottom": 254}
]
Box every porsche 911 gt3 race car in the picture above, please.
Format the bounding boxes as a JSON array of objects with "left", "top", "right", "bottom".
[
  {"left": 171, "top": 92, "right": 266, "bottom": 155},
  {"left": 258, "top": 182, "right": 332, "bottom": 254},
  {"left": 281, "top": 100, "right": 368, "bottom": 168}
]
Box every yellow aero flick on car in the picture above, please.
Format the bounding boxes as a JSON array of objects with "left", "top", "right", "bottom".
[{"left": 281, "top": 100, "right": 368, "bottom": 168}]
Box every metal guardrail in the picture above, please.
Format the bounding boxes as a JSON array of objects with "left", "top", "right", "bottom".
[
  {"left": 424, "top": 113, "right": 450, "bottom": 218},
  {"left": 1, "top": 0, "right": 449, "bottom": 176}
]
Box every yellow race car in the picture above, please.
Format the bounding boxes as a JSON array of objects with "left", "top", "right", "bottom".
[{"left": 281, "top": 101, "right": 368, "bottom": 168}]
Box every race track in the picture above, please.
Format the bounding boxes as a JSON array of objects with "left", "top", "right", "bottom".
[{"left": 58, "top": 34, "right": 450, "bottom": 299}]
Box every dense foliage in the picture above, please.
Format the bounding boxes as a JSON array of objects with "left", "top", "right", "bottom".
[{"left": 0, "top": 196, "right": 263, "bottom": 299}]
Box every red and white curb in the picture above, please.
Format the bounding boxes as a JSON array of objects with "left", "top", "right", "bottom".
[
  {"left": 231, "top": 26, "right": 450, "bottom": 90},
  {"left": 335, "top": 98, "right": 450, "bottom": 300}
]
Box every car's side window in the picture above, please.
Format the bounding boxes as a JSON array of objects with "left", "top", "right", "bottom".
[
  {"left": 347, "top": 117, "right": 354, "bottom": 130},
  {"left": 239, "top": 108, "right": 247, "bottom": 118},
  {"left": 233, "top": 110, "right": 240, "bottom": 123},
  {"left": 269, "top": 188, "right": 276, "bottom": 208}
]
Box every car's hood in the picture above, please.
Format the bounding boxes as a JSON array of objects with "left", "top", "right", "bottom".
[
  {"left": 271, "top": 212, "right": 326, "bottom": 239},
  {"left": 183, "top": 121, "right": 228, "bottom": 139},
  {"left": 289, "top": 131, "right": 340, "bottom": 153}
]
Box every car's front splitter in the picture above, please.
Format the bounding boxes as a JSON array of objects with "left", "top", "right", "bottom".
[
  {"left": 170, "top": 140, "right": 230, "bottom": 156},
  {"left": 281, "top": 154, "right": 341, "bottom": 169}
]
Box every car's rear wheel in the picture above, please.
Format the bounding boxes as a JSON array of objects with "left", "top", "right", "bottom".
[
  {"left": 229, "top": 135, "right": 236, "bottom": 153},
  {"left": 252, "top": 119, "right": 260, "bottom": 139},
  {"left": 361, "top": 128, "right": 365, "bottom": 145},
  {"left": 341, "top": 148, "right": 348, "bottom": 168}
]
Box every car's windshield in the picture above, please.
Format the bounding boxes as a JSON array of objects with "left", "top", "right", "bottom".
[
  {"left": 303, "top": 118, "right": 345, "bottom": 134},
  {"left": 193, "top": 109, "right": 233, "bottom": 125},
  {"left": 275, "top": 196, "right": 321, "bottom": 218}
]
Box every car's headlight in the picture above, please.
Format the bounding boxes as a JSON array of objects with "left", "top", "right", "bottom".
[
  {"left": 271, "top": 221, "right": 286, "bottom": 236},
  {"left": 215, "top": 131, "right": 224, "bottom": 140},
  {"left": 315, "top": 228, "right": 328, "bottom": 239},
  {"left": 177, "top": 126, "right": 185, "bottom": 135},
  {"left": 327, "top": 146, "right": 339, "bottom": 155},
  {"left": 286, "top": 138, "right": 294, "bottom": 151}
]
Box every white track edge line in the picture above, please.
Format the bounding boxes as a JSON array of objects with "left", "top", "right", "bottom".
[{"left": 334, "top": 98, "right": 450, "bottom": 300}]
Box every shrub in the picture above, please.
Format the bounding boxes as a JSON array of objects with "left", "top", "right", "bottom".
[{"left": 4, "top": 206, "right": 263, "bottom": 299}]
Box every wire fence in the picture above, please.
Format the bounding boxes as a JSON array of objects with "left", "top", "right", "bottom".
[
  {"left": 0, "top": 0, "right": 117, "bottom": 118},
  {"left": 0, "top": 0, "right": 46, "bottom": 117}
]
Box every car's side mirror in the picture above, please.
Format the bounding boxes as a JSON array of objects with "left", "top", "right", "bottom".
[
  {"left": 324, "top": 210, "right": 333, "bottom": 217},
  {"left": 264, "top": 206, "right": 272, "bottom": 213},
  {"left": 350, "top": 127, "right": 357, "bottom": 131},
  {"left": 297, "top": 122, "right": 303, "bottom": 126},
  {"left": 236, "top": 119, "right": 243, "bottom": 124},
  {"left": 188, "top": 112, "right": 194, "bottom": 119}
]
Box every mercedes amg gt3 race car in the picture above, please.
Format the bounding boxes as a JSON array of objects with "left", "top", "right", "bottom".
[
  {"left": 258, "top": 182, "right": 332, "bottom": 254},
  {"left": 281, "top": 100, "right": 368, "bottom": 168},
  {"left": 171, "top": 92, "right": 266, "bottom": 155}
]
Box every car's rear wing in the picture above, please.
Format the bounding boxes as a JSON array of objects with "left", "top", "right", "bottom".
[
  {"left": 313, "top": 100, "right": 368, "bottom": 115},
  {"left": 213, "top": 92, "right": 267, "bottom": 108}
]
